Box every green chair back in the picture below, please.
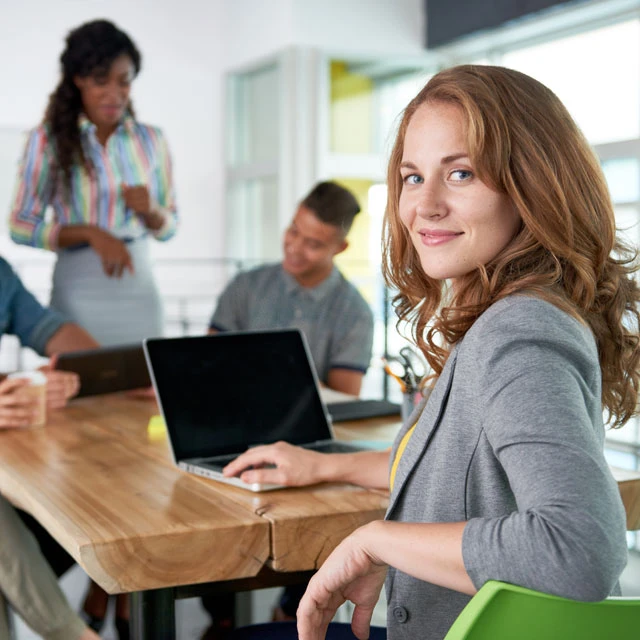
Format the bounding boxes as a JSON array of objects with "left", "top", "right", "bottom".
[{"left": 444, "top": 580, "right": 640, "bottom": 640}]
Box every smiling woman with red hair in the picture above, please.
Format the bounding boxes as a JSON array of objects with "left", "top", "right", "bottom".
[{"left": 220, "top": 65, "right": 639, "bottom": 640}]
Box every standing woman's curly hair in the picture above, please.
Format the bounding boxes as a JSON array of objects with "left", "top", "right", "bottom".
[
  {"left": 44, "top": 20, "right": 141, "bottom": 186},
  {"left": 383, "top": 64, "right": 640, "bottom": 428}
]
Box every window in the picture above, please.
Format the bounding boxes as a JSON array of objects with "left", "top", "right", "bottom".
[{"left": 502, "top": 20, "right": 640, "bottom": 145}]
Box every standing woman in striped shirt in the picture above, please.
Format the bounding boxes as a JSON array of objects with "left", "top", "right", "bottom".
[{"left": 9, "top": 19, "right": 178, "bottom": 347}]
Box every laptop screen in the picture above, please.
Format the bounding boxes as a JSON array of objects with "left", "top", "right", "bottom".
[{"left": 144, "top": 330, "right": 334, "bottom": 461}]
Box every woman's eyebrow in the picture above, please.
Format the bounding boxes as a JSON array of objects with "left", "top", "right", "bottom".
[
  {"left": 400, "top": 154, "right": 470, "bottom": 170},
  {"left": 441, "top": 153, "right": 469, "bottom": 164}
]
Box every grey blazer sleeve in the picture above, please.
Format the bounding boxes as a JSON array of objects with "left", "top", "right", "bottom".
[{"left": 461, "top": 297, "right": 628, "bottom": 600}]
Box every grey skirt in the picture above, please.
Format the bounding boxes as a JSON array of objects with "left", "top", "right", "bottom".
[{"left": 50, "top": 236, "right": 163, "bottom": 346}]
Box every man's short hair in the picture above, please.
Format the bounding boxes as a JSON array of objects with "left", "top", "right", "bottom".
[{"left": 301, "top": 181, "right": 361, "bottom": 236}]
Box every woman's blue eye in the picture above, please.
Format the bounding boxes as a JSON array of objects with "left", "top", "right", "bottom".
[
  {"left": 450, "top": 169, "right": 472, "bottom": 181},
  {"left": 403, "top": 174, "right": 423, "bottom": 185}
]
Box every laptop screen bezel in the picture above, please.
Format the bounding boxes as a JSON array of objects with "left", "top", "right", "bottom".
[{"left": 143, "top": 329, "right": 336, "bottom": 464}]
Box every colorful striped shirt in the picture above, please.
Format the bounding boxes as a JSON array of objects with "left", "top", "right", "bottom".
[{"left": 9, "top": 114, "right": 178, "bottom": 250}]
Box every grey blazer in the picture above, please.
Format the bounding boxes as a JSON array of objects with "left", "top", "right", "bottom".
[{"left": 384, "top": 296, "right": 628, "bottom": 640}]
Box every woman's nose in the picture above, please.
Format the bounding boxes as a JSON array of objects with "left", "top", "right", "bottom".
[
  {"left": 415, "top": 185, "right": 446, "bottom": 219},
  {"left": 106, "top": 82, "right": 126, "bottom": 100}
]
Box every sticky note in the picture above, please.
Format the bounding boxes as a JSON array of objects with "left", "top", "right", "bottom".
[{"left": 147, "top": 414, "right": 167, "bottom": 441}]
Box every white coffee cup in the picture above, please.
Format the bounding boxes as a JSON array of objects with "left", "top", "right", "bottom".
[{"left": 8, "top": 371, "right": 47, "bottom": 428}]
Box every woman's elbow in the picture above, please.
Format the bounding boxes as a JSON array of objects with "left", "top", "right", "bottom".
[
  {"left": 560, "top": 544, "right": 628, "bottom": 601},
  {"left": 9, "top": 228, "right": 26, "bottom": 246}
]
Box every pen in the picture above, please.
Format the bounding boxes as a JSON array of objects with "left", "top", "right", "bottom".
[{"left": 382, "top": 358, "right": 407, "bottom": 392}]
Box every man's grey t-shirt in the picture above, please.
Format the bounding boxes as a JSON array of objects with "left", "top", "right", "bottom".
[{"left": 209, "top": 263, "right": 374, "bottom": 382}]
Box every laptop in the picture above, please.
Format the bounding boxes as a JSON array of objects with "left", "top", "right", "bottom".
[
  {"left": 143, "top": 329, "right": 368, "bottom": 492},
  {"left": 56, "top": 343, "right": 150, "bottom": 397}
]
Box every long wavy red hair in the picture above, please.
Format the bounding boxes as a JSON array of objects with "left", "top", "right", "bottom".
[{"left": 383, "top": 65, "right": 639, "bottom": 427}]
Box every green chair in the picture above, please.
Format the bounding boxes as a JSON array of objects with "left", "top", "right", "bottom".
[{"left": 444, "top": 580, "right": 640, "bottom": 639}]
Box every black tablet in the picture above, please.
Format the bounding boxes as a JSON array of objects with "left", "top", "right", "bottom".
[{"left": 56, "top": 343, "right": 150, "bottom": 397}]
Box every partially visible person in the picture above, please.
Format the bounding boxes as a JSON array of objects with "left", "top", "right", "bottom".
[
  {"left": 0, "top": 254, "right": 108, "bottom": 635},
  {"left": 0, "top": 254, "right": 97, "bottom": 424},
  {"left": 202, "top": 181, "right": 374, "bottom": 638},
  {"left": 221, "top": 65, "right": 638, "bottom": 640},
  {"left": 209, "top": 180, "right": 373, "bottom": 397},
  {"left": 9, "top": 19, "right": 178, "bottom": 347},
  {"left": 0, "top": 493, "right": 101, "bottom": 640},
  {"left": 0, "top": 363, "right": 77, "bottom": 428}
]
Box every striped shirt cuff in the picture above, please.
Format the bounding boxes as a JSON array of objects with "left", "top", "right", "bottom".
[{"left": 152, "top": 208, "right": 177, "bottom": 241}]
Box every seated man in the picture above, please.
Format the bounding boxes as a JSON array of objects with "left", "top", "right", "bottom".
[
  {"left": 209, "top": 181, "right": 373, "bottom": 395},
  {"left": 202, "top": 181, "right": 374, "bottom": 638}
]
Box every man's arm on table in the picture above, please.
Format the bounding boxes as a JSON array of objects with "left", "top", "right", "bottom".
[
  {"left": 327, "top": 368, "right": 364, "bottom": 397},
  {"left": 44, "top": 323, "right": 100, "bottom": 356}
]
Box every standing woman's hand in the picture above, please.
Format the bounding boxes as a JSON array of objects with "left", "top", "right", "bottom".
[
  {"left": 87, "top": 227, "right": 134, "bottom": 278},
  {"left": 297, "top": 523, "right": 388, "bottom": 640},
  {"left": 0, "top": 377, "right": 38, "bottom": 429},
  {"left": 122, "top": 184, "right": 165, "bottom": 231}
]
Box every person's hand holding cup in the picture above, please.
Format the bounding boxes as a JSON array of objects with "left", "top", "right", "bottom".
[
  {"left": 39, "top": 357, "right": 81, "bottom": 409},
  {"left": 0, "top": 371, "right": 48, "bottom": 429}
]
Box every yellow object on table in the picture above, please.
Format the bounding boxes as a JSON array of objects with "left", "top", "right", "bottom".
[{"left": 147, "top": 414, "right": 166, "bottom": 441}]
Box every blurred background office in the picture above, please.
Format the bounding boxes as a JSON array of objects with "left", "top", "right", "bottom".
[{"left": 0, "top": 0, "right": 639, "bottom": 638}]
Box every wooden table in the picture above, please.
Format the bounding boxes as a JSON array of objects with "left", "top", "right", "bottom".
[
  {"left": 611, "top": 466, "right": 640, "bottom": 531},
  {"left": 0, "top": 394, "right": 391, "bottom": 639},
  {"left": 0, "top": 394, "right": 638, "bottom": 638}
]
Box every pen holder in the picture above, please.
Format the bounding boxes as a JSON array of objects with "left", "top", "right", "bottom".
[{"left": 401, "top": 388, "right": 421, "bottom": 422}]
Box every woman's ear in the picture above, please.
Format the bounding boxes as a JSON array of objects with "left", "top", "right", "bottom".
[{"left": 73, "top": 75, "right": 85, "bottom": 89}]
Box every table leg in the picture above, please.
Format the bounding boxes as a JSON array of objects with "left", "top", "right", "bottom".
[{"left": 130, "top": 588, "right": 176, "bottom": 640}]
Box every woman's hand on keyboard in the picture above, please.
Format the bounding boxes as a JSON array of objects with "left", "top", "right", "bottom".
[{"left": 223, "top": 441, "right": 328, "bottom": 487}]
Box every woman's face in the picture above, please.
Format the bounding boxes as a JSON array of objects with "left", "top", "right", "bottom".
[
  {"left": 398, "top": 101, "right": 521, "bottom": 286},
  {"left": 74, "top": 54, "right": 135, "bottom": 130}
]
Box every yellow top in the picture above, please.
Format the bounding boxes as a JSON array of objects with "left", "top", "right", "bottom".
[{"left": 389, "top": 423, "right": 417, "bottom": 491}]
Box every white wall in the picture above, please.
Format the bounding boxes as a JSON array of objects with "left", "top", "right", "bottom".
[
  {"left": 221, "top": 0, "right": 425, "bottom": 70},
  {"left": 0, "top": 0, "right": 425, "bottom": 265},
  {"left": 0, "top": 0, "right": 226, "bottom": 263},
  {"left": 292, "top": 0, "right": 425, "bottom": 56}
]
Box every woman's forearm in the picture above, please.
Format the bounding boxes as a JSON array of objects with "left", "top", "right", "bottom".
[
  {"left": 224, "top": 445, "right": 391, "bottom": 489},
  {"left": 138, "top": 208, "right": 166, "bottom": 231},
  {"left": 360, "top": 520, "right": 475, "bottom": 595},
  {"left": 319, "top": 450, "right": 391, "bottom": 490},
  {"left": 56, "top": 225, "right": 97, "bottom": 248}
]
